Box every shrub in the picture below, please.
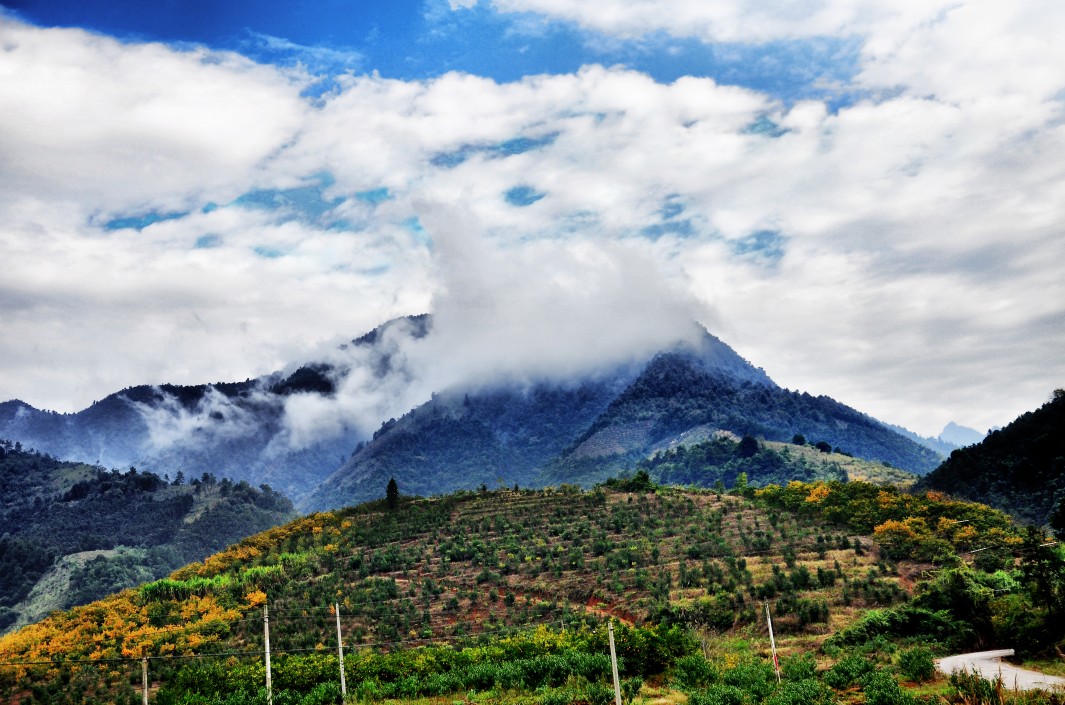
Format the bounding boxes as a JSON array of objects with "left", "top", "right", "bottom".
[
  {"left": 672, "top": 654, "right": 718, "bottom": 691},
  {"left": 781, "top": 653, "right": 817, "bottom": 681},
  {"left": 622, "top": 677, "right": 644, "bottom": 704},
  {"left": 584, "top": 681, "right": 615, "bottom": 705},
  {"left": 687, "top": 684, "right": 746, "bottom": 705},
  {"left": 722, "top": 659, "right": 776, "bottom": 702},
  {"left": 539, "top": 687, "right": 579, "bottom": 705},
  {"left": 947, "top": 670, "right": 1007, "bottom": 705},
  {"left": 823, "top": 653, "right": 875, "bottom": 689},
  {"left": 862, "top": 670, "right": 914, "bottom": 705},
  {"left": 764, "top": 679, "right": 834, "bottom": 705},
  {"left": 897, "top": 646, "right": 936, "bottom": 683}
]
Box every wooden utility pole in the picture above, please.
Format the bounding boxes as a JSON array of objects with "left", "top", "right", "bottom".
[
  {"left": 765, "top": 602, "right": 781, "bottom": 683},
  {"left": 264, "top": 603, "right": 273, "bottom": 705},
  {"left": 141, "top": 646, "right": 149, "bottom": 705},
  {"left": 608, "top": 621, "right": 623, "bottom": 705},
  {"left": 335, "top": 602, "right": 347, "bottom": 699}
]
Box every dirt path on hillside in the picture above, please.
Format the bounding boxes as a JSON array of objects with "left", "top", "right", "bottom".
[{"left": 937, "top": 650, "right": 1065, "bottom": 692}]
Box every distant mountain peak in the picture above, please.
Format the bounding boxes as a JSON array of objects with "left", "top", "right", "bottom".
[{"left": 938, "top": 421, "right": 985, "bottom": 447}]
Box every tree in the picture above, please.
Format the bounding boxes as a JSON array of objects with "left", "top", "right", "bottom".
[
  {"left": 386, "top": 477, "right": 399, "bottom": 511},
  {"left": 737, "top": 435, "right": 759, "bottom": 458},
  {"left": 1051, "top": 497, "right": 1065, "bottom": 540},
  {"left": 792, "top": 434, "right": 806, "bottom": 446}
]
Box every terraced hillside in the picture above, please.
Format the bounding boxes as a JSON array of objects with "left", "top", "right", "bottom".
[{"left": 0, "top": 479, "right": 1031, "bottom": 705}]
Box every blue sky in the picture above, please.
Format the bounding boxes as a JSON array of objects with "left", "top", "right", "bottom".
[
  {"left": 2, "top": 0, "right": 859, "bottom": 100},
  {"left": 1, "top": 0, "right": 1064, "bottom": 441}
]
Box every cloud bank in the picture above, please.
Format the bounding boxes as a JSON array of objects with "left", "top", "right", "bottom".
[{"left": 1, "top": 3, "right": 1064, "bottom": 439}]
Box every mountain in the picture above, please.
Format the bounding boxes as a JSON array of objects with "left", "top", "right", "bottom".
[
  {"left": 0, "top": 316, "right": 433, "bottom": 506},
  {"left": 2, "top": 315, "right": 939, "bottom": 513},
  {"left": 917, "top": 390, "right": 1065, "bottom": 525},
  {"left": 306, "top": 332, "right": 940, "bottom": 510},
  {"left": 0, "top": 438, "right": 295, "bottom": 633},
  {"left": 542, "top": 350, "right": 942, "bottom": 486},
  {"left": 938, "top": 421, "right": 985, "bottom": 448},
  {"left": 881, "top": 422, "right": 958, "bottom": 457}
]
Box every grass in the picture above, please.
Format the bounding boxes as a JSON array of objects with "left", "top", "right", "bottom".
[{"left": 1011, "top": 658, "right": 1065, "bottom": 679}]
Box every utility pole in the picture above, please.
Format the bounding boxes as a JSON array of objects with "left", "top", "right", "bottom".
[
  {"left": 264, "top": 603, "right": 273, "bottom": 705},
  {"left": 335, "top": 602, "right": 347, "bottom": 700},
  {"left": 141, "top": 646, "right": 149, "bottom": 705},
  {"left": 608, "top": 621, "right": 623, "bottom": 705},
  {"left": 765, "top": 602, "right": 781, "bottom": 683}
]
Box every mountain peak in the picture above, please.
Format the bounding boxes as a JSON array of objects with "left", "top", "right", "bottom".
[{"left": 938, "top": 421, "right": 985, "bottom": 447}]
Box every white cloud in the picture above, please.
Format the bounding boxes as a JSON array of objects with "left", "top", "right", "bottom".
[
  {"left": 0, "top": 19, "right": 309, "bottom": 216},
  {"left": 468, "top": 0, "right": 956, "bottom": 44},
  {"left": 1, "top": 5, "right": 1065, "bottom": 442}
]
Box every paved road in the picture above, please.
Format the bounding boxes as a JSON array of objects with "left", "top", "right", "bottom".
[{"left": 937, "top": 650, "right": 1065, "bottom": 692}]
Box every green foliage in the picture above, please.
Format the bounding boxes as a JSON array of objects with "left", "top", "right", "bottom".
[
  {"left": 822, "top": 653, "right": 876, "bottom": 689},
  {"left": 721, "top": 658, "right": 777, "bottom": 702},
  {"left": 672, "top": 653, "right": 719, "bottom": 690},
  {"left": 602, "top": 470, "right": 657, "bottom": 493},
  {"left": 826, "top": 606, "right": 973, "bottom": 652},
  {"left": 862, "top": 670, "right": 914, "bottom": 705},
  {"left": 635, "top": 437, "right": 847, "bottom": 492},
  {"left": 947, "top": 670, "right": 1007, "bottom": 705},
  {"left": 780, "top": 653, "right": 817, "bottom": 681},
  {"left": 764, "top": 679, "right": 834, "bottom": 705},
  {"left": 687, "top": 684, "right": 747, "bottom": 705},
  {"left": 896, "top": 646, "right": 935, "bottom": 683}
]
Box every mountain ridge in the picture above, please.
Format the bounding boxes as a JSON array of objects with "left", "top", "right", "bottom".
[{"left": 2, "top": 316, "right": 942, "bottom": 513}]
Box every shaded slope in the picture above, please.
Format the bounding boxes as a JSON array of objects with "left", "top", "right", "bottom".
[
  {"left": 0, "top": 316, "right": 433, "bottom": 503},
  {"left": 917, "top": 390, "right": 1065, "bottom": 525},
  {"left": 0, "top": 439, "right": 295, "bottom": 633},
  {"left": 308, "top": 330, "right": 938, "bottom": 511},
  {"left": 306, "top": 379, "right": 625, "bottom": 510},
  {"left": 305, "top": 328, "right": 773, "bottom": 510},
  {"left": 545, "top": 352, "right": 942, "bottom": 484}
]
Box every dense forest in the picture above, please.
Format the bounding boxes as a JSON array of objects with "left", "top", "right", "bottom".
[
  {"left": 917, "top": 390, "right": 1065, "bottom": 525},
  {"left": 1, "top": 477, "right": 1062, "bottom": 704},
  {"left": 632, "top": 434, "right": 853, "bottom": 489},
  {"left": 0, "top": 439, "right": 295, "bottom": 632},
  {"left": 308, "top": 349, "right": 939, "bottom": 510}
]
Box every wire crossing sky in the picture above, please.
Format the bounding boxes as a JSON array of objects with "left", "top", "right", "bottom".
[{"left": 0, "top": 0, "right": 1063, "bottom": 438}]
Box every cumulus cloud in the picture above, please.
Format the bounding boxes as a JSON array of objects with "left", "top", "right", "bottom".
[
  {"left": 0, "top": 18, "right": 309, "bottom": 215},
  {"left": 1, "top": 4, "right": 1064, "bottom": 441}
]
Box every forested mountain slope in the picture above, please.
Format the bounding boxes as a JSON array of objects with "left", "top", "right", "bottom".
[
  {"left": 0, "top": 439, "right": 295, "bottom": 633},
  {"left": 544, "top": 352, "right": 942, "bottom": 485},
  {"left": 308, "top": 341, "right": 940, "bottom": 510},
  {"left": 0, "top": 317, "right": 432, "bottom": 505},
  {"left": 917, "top": 389, "right": 1065, "bottom": 525}
]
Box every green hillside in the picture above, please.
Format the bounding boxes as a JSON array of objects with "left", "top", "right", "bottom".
[
  {"left": 917, "top": 389, "right": 1065, "bottom": 526},
  {"left": 631, "top": 433, "right": 916, "bottom": 490},
  {"left": 2, "top": 478, "right": 1060, "bottom": 705},
  {"left": 0, "top": 439, "right": 296, "bottom": 633}
]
